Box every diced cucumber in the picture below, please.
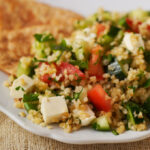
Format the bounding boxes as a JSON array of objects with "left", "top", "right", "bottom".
[
  {"left": 75, "top": 47, "right": 85, "bottom": 60},
  {"left": 16, "top": 62, "right": 31, "bottom": 77},
  {"left": 98, "top": 34, "right": 113, "bottom": 47},
  {"left": 33, "top": 41, "right": 48, "bottom": 58},
  {"left": 107, "top": 59, "right": 126, "bottom": 80},
  {"left": 92, "top": 115, "right": 110, "bottom": 131}
]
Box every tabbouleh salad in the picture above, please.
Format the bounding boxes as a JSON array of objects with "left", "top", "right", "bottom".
[{"left": 5, "top": 8, "right": 150, "bottom": 135}]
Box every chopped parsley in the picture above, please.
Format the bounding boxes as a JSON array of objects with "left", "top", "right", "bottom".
[
  {"left": 69, "top": 60, "right": 88, "bottom": 70},
  {"left": 144, "top": 79, "right": 150, "bottom": 88},
  {"left": 24, "top": 103, "right": 38, "bottom": 112},
  {"left": 51, "top": 39, "right": 72, "bottom": 51},
  {"left": 23, "top": 93, "right": 39, "bottom": 102},
  {"left": 138, "top": 47, "right": 145, "bottom": 52},
  {"left": 137, "top": 70, "right": 145, "bottom": 81},
  {"left": 128, "top": 86, "right": 136, "bottom": 93},
  {"left": 51, "top": 89, "right": 60, "bottom": 96},
  {"left": 142, "top": 97, "right": 150, "bottom": 118},
  {"left": 112, "top": 130, "right": 119, "bottom": 135},
  {"left": 65, "top": 88, "right": 83, "bottom": 101},
  {"left": 108, "top": 25, "right": 120, "bottom": 37},
  {"left": 144, "top": 50, "right": 150, "bottom": 64},
  {"left": 15, "top": 86, "right": 24, "bottom": 91},
  {"left": 33, "top": 57, "right": 47, "bottom": 62},
  {"left": 34, "top": 33, "right": 55, "bottom": 42}
]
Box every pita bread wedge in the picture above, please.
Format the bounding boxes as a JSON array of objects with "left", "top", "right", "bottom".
[
  {"left": 0, "top": 0, "right": 84, "bottom": 75},
  {"left": 0, "top": 0, "right": 83, "bottom": 31},
  {"left": 0, "top": 24, "right": 75, "bottom": 75}
]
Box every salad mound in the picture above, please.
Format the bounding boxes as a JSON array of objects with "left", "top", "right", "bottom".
[{"left": 5, "top": 8, "right": 150, "bottom": 134}]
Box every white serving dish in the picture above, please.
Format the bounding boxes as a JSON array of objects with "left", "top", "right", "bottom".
[{"left": 0, "top": 0, "right": 150, "bottom": 144}]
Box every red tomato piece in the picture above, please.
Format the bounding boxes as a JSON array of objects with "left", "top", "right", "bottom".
[
  {"left": 88, "top": 84, "right": 111, "bottom": 112},
  {"left": 38, "top": 62, "right": 50, "bottom": 67},
  {"left": 57, "top": 62, "right": 85, "bottom": 80},
  {"left": 39, "top": 62, "right": 57, "bottom": 85},
  {"left": 147, "top": 25, "right": 150, "bottom": 31},
  {"left": 88, "top": 45, "right": 104, "bottom": 80},
  {"left": 40, "top": 73, "right": 52, "bottom": 85},
  {"left": 126, "top": 18, "right": 133, "bottom": 29},
  {"left": 126, "top": 18, "right": 141, "bottom": 33},
  {"left": 97, "top": 24, "right": 106, "bottom": 37}
]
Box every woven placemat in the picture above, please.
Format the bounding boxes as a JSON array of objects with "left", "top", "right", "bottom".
[{"left": 0, "top": 112, "right": 150, "bottom": 150}]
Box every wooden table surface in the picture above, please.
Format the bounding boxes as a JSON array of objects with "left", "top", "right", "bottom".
[{"left": 0, "top": 111, "right": 150, "bottom": 150}]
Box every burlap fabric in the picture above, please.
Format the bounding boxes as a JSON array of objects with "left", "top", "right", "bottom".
[{"left": 0, "top": 112, "right": 150, "bottom": 150}]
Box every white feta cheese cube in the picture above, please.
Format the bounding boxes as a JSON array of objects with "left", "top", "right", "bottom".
[
  {"left": 73, "top": 104, "right": 95, "bottom": 126},
  {"left": 41, "top": 96, "right": 68, "bottom": 124},
  {"left": 122, "top": 33, "right": 144, "bottom": 54},
  {"left": 10, "top": 74, "right": 34, "bottom": 99}
]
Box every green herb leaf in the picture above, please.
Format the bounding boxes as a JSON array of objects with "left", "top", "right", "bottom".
[
  {"left": 65, "top": 96, "right": 73, "bottom": 101},
  {"left": 69, "top": 60, "right": 88, "bottom": 70},
  {"left": 137, "top": 70, "right": 145, "bottom": 81},
  {"left": 24, "top": 103, "right": 38, "bottom": 112},
  {"left": 144, "top": 50, "right": 150, "bottom": 64},
  {"left": 139, "top": 47, "right": 145, "bottom": 52},
  {"left": 144, "top": 79, "right": 150, "bottom": 88},
  {"left": 34, "top": 33, "right": 55, "bottom": 42},
  {"left": 108, "top": 25, "right": 120, "bottom": 37},
  {"left": 128, "top": 86, "right": 136, "bottom": 93},
  {"left": 51, "top": 90, "right": 60, "bottom": 96},
  {"left": 51, "top": 39, "right": 72, "bottom": 51},
  {"left": 118, "top": 16, "right": 130, "bottom": 29},
  {"left": 23, "top": 93, "right": 39, "bottom": 102},
  {"left": 142, "top": 97, "right": 150, "bottom": 115},
  {"left": 124, "top": 101, "right": 144, "bottom": 125},
  {"left": 119, "top": 58, "right": 132, "bottom": 65},
  {"left": 15, "top": 86, "right": 25, "bottom": 91},
  {"left": 65, "top": 88, "right": 83, "bottom": 101},
  {"left": 102, "top": 54, "right": 114, "bottom": 65},
  {"left": 112, "top": 130, "right": 119, "bottom": 135}
]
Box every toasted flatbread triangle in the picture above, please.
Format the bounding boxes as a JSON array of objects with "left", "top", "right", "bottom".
[
  {"left": 0, "top": 0, "right": 83, "bottom": 31},
  {"left": 0, "top": 25, "right": 75, "bottom": 75},
  {"left": 0, "top": 0, "right": 83, "bottom": 75}
]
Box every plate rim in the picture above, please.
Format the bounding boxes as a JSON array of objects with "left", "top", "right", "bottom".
[{"left": 0, "top": 102, "right": 150, "bottom": 144}]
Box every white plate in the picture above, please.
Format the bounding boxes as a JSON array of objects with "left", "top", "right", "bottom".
[{"left": 0, "top": 0, "right": 150, "bottom": 144}]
